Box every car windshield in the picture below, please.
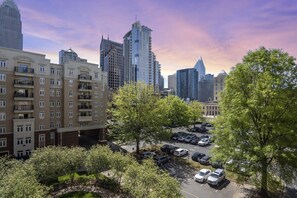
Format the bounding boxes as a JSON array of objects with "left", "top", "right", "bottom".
[
  {"left": 198, "top": 171, "right": 205, "bottom": 176},
  {"left": 210, "top": 173, "right": 219, "bottom": 178}
]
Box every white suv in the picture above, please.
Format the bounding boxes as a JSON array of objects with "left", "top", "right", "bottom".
[
  {"left": 173, "top": 148, "right": 188, "bottom": 157},
  {"left": 207, "top": 169, "right": 225, "bottom": 186}
]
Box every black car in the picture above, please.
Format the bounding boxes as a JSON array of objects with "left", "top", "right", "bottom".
[
  {"left": 166, "top": 145, "right": 179, "bottom": 155},
  {"left": 211, "top": 161, "right": 223, "bottom": 169},
  {"left": 154, "top": 155, "right": 170, "bottom": 166},
  {"left": 190, "top": 137, "right": 200, "bottom": 145},
  {"left": 199, "top": 155, "right": 211, "bottom": 165},
  {"left": 191, "top": 152, "right": 206, "bottom": 162},
  {"left": 160, "top": 144, "right": 170, "bottom": 152},
  {"left": 171, "top": 133, "right": 179, "bottom": 140}
]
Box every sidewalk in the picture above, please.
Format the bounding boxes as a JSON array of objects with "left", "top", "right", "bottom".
[{"left": 233, "top": 184, "right": 257, "bottom": 198}]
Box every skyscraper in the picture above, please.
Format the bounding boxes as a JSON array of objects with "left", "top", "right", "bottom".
[
  {"left": 168, "top": 73, "right": 176, "bottom": 93},
  {"left": 176, "top": 68, "right": 199, "bottom": 101},
  {"left": 59, "top": 48, "right": 87, "bottom": 64},
  {"left": 198, "top": 74, "right": 214, "bottom": 102},
  {"left": 100, "top": 36, "right": 123, "bottom": 90},
  {"left": 0, "top": 0, "right": 23, "bottom": 50},
  {"left": 123, "top": 21, "right": 153, "bottom": 84},
  {"left": 194, "top": 56, "right": 205, "bottom": 80},
  {"left": 214, "top": 70, "right": 227, "bottom": 101}
]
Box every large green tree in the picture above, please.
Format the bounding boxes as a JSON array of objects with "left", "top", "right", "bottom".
[
  {"left": 109, "top": 82, "right": 167, "bottom": 153},
  {"left": 188, "top": 100, "right": 204, "bottom": 127},
  {"left": 212, "top": 47, "right": 297, "bottom": 197}
]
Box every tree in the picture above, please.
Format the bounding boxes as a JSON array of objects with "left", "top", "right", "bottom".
[
  {"left": 85, "top": 145, "right": 113, "bottom": 182},
  {"left": 123, "top": 159, "right": 182, "bottom": 198},
  {"left": 159, "top": 95, "right": 191, "bottom": 128},
  {"left": 188, "top": 101, "right": 204, "bottom": 127},
  {"left": 212, "top": 47, "right": 297, "bottom": 197},
  {"left": 110, "top": 82, "right": 167, "bottom": 154},
  {"left": 110, "top": 152, "right": 132, "bottom": 183},
  {"left": 0, "top": 157, "right": 49, "bottom": 198}
]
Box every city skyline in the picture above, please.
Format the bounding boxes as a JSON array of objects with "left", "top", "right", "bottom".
[{"left": 13, "top": 0, "right": 297, "bottom": 82}]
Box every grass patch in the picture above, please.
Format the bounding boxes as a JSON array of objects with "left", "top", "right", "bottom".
[{"left": 58, "top": 191, "right": 101, "bottom": 198}]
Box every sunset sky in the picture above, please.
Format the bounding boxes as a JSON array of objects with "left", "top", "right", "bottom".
[{"left": 15, "top": 0, "right": 297, "bottom": 86}]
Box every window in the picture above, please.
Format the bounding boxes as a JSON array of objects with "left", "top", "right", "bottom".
[
  {"left": 0, "top": 138, "right": 6, "bottom": 148},
  {"left": 50, "top": 122, "right": 54, "bottom": 128},
  {"left": 68, "top": 90, "right": 73, "bottom": 97},
  {"left": 0, "top": 74, "right": 6, "bottom": 81},
  {"left": 50, "top": 79, "right": 55, "bottom": 85},
  {"left": 39, "top": 100, "right": 45, "bottom": 107},
  {"left": 39, "top": 78, "right": 45, "bottom": 84},
  {"left": 50, "top": 100, "right": 55, "bottom": 107},
  {"left": 0, "top": 113, "right": 6, "bottom": 120},
  {"left": 0, "top": 60, "right": 6, "bottom": 67},
  {"left": 25, "top": 125, "right": 31, "bottom": 132},
  {"left": 39, "top": 112, "right": 45, "bottom": 119},
  {"left": 69, "top": 80, "right": 73, "bottom": 85},
  {"left": 39, "top": 65, "right": 45, "bottom": 72},
  {"left": 56, "top": 112, "right": 61, "bottom": 118},
  {"left": 17, "top": 138, "right": 23, "bottom": 145},
  {"left": 17, "top": 125, "right": 23, "bottom": 132},
  {"left": 68, "top": 112, "right": 73, "bottom": 118},
  {"left": 25, "top": 150, "right": 31, "bottom": 156},
  {"left": 0, "top": 126, "right": 6, "bottom": 134},
  {"left": 50, "top": 112, "right": 54, "bottom": 118},
  {"left": 56, "top": 90, "right": 61, "bottom": 97},
  {"left": 95, "top": 73, "right": 98, "bottom": 79},
  {"left": 69, "top": 101, "right": 73, "bottom": 107},
  {"left": 25, "top": 137, "right": 31, "bottom": 144},
  {"left": 56, "top": 122, "right": 61, "bottom": 128},
  {"left": 0, "top": 100, "right": 6, "bottom": 107},
  {"left": 17, "top": 151, "right": 23, "bottom": 157},
  {"left": 39, "top": 125, "right": 45, "bottom": 130},
  {"left": 50, "top": 68, "right": 55, "bottom": 75},
  {"left": 68, "top": 122, "right": 73, "bottom": 127},
  {"left": 56, "top": 100, "right": 61, "bottom": 107},
  {"left": 50, "top": 132, "right": 55, "bottom": 139},
  {"left": 69, "top": 69, "right": 74, "bottom": 76},
  {"left": 0, "top": 87, "right": 6, "bottom": 94},
  {"left": 39, "top": 88, "right": 45, "bottom": 96},
  {"left": 57, "top": 80, "right": 61, "bottom": 86},
  {"left": 57, "top": 69, "right": 62, "bottom": 75},
  {"left": 50, "top": 89, "right": 55, "bottom": 96},
  {"left": 39, "top": 134, "right": 45, "bottom": 142}
]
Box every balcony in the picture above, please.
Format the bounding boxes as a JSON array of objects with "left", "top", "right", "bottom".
[
  {"left": 14, "top": 92, "right": 34, "bottom": 100},
  {"left": 13, "top": 115, "right": 34, "bottom": 119},
  {"left": 78, "top": 116, "right": 92, "bottom": 122},
  {"left": 14, "top": 79, "right": 34, "bottom": 88},
  {"left": 14, "top": 67, "right": 34, "bottom": 76},
  {"left": 78, "top": 105, "right": 92, "bottom": 111},
  {"left": 14, "top": 105, "right": 34, "bottom": 113},
  {"left": 78, "top": 85, "right": 92, "bottom": 91},
  {"left": 78, "top": 95, "right": 92, "bottom": 101},
  {"left": 78, "top": 74, "right": 92, "bottom": 82}
]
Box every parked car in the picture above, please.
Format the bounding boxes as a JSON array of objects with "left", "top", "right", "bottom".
[
  {"left": 211, "top": 160, "right": 223, "bottom": 169},
  {"left": 191, "top": 152, "right": 206, "bottom": 162},
  {"left": 207, "top": 169, "right": 226, "bottom": 186},
  {"left": 173, "top": 148, "right": 188, "bottom": 157},
  {"left": 200, "top": 135, "right": 210, "bottom": 139},
  {"left": 165, "top": 145, "right": 179, "bottom": 155},
  {"left": 154, "top": 155, "right": 171, "bottom": 166},
  {"left": 201, "top": 123, "right": 207, "bottom": 127},
  {"left": 140, "top": 151, "right": 156, "bottom": 159},
  {"left": 198, "top": 138, "right": 210, "bottom": 146},
  {"left": 199, "top": 155, "right": 211, "bottom": 165},
  {"left": 160, "top": 144, "right": 170, "bottom": 152},
  {"left": 190, "top": 137, "right": 200, "bottom": 145},
  {"left": 206, "top": 123, "right": 213, "bottom": 127},
  {"left": 184, "top": 134, "right": 197, "bottom": 143},
  {"left": 194, "top": 168, "right": 212, "bottom": 183},
  {"left": 171, "top": 133, "right": 179, "bottom": 140}
]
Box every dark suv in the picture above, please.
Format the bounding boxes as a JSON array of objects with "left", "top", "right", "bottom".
[
  {"left": 191, "top": 152, "right": 206, "bottom": 162},
  {"left": 154, "top": 156, "right": 170, "bottom": 166}
]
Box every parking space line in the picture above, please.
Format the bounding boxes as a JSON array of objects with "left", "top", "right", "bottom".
[{"left": 181, "top": 190, "right": 200, "bottom": 198}]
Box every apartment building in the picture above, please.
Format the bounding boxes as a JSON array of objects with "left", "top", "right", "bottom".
[{"left": 0, "top": 47, "right": 108, "bottom": 158}]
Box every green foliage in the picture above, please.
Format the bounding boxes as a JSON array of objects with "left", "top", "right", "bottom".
[
  {"left": 123, "top": 159, "right": 182, "bottom": 198},
  {"left": 58, "top": 191, "right": 101, "bottom": 198},
  {"left": 109, "top": 82, "right": 167, "bottom": 153},
  {"left": 159, "top": 95, "right": 191, "bottom": 128},
  {"left": 212, "top": 47, "right": 297, "bottom": 195},
  {"left": 110, "top": 152, "right": 132, "bottom": 183},
  {"left": 0, "top": 157, "right": 49, "bottom": 198},
  {"left": 188, "top": 101, "right": 204, "bottom": 127},
  {"left": 85, "top": 145, "right": 113, "bottom": 181}
]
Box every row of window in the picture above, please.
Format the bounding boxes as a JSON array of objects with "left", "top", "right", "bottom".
[
  {"left": 17, "top": 137, "right": 32, "bottom": 145},
  {"left": 17, "top": 125, "right": 32, "bottom": 132},
  {"left": 0, "top": 138, "right": 6, "bottom": 147}
]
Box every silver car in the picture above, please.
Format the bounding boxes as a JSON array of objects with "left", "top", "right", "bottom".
[{"left": 194, "top": 168, "right": 211, "bottom": 183}]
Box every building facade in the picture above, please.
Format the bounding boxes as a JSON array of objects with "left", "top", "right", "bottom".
[
  {"left": 214, "top": 70, "right": 227, "bottom": 102},
  {"left": 198, "top": 74, "right": 214, "bottom": 102},
  {"left": 194, "top": 56, "right": 205, "bottom": 81},
  {"left": 168, "top": 73, "right": 176, "bottom": 94},
  {"left": 0, "top": 0, "right": 23, "bottom": 50},
  {"left": 0, "top": 47, "right": 108, "bottom": 158},
  {"left": 176, "top": 68, "right": 199, "bottom": 101},
  {"left": 202, "top": 102, "right": 220, "bottom": 116},
  {"left": 100, "top": 37, "right": 123, "bottom": 90}
]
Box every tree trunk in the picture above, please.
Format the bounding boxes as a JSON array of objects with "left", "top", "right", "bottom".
[
  {"left": 260, "top": 158, "right": 269, "bottom": 197},
  {"left": 136, "top": 138, "right": 140, "bottom": 154}
]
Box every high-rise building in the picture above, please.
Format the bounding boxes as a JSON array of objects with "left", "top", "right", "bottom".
[
  {"left": 123, "top": 21, "right": 153, "bottom": 84},
  {"left": 0, "top": 47, "right": 108, "bottom": 158},
  {"left": 168, "top": 73, "right": 176, "bottom": 94},
  {"left": 159, "top": 75, "right": 164, "bottom": 91},
  {"left": 100, "top": 37, "right": 123, "bottom": 90},
  {"left": 214, "top": 70, "right": 227, "bottom": 102},
  {"left": 0, "top": 0, "right": 23, "bottom": 50},
  {"left": 198, "top": 74, "right": 214, "bottom": 102},
  {"left": 194, "top": 56, "right": 205, "bottom": 81},
  {"left": 59, "top": 48, "right": 87, "bottom": 64},
  {"left": 176, "top": 68, "right": 199, "bottom": 101}
]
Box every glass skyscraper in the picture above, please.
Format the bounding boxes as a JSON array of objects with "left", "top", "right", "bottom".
[
  {"left": 0, "top": 0, "right": 23, "bottom": 50},
  {"left": 176, "top": 68, "right": 199, "bottom": 101}
]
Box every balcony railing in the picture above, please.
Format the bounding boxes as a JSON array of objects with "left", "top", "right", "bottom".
[
  {"left": 14, "top": 79, "right": 34, "bottom": 86},
  {"left": 78, "top": 95, "right": 92, "bottom": 100},
  {"left": 78, "top": 105, "right": 92, "bottom": 110},
  {"left": 14, "top": 105, "right": 34, "bottom": 111},
  {"left": 14, "top": 92, "right": 34, "bottom": 98},
  {"left": 78, "top": 85, "right": 92, "bottom": 90},
  {"left": 14, "top": 67, "right": 34, "bottom": 74},
  {"left": 78, "top": 74, "right": 92, "bottom": 80},
  {"left": 14, "top": 116, "right": 34, "bottom": 119}
]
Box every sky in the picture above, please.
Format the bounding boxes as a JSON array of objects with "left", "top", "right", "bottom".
[{"left": 13, "top": 0, "right": 297, "bottom": 87}]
